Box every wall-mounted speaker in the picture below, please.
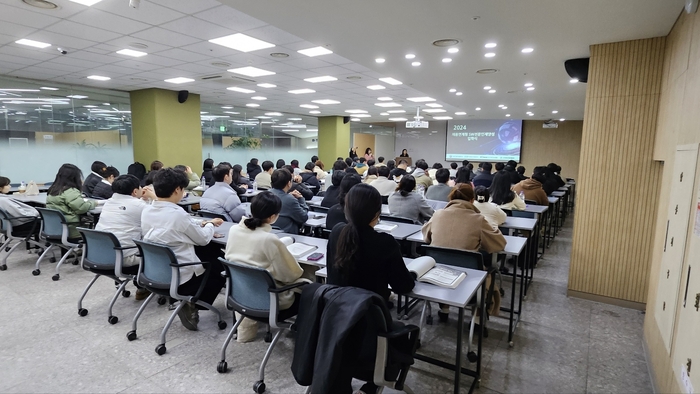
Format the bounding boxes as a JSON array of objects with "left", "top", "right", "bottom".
[
  {"left": 177, "top": 90, "right": 189, "bottom": 103},
  {"left": 564, "top": 58, "right": 590, "bottom": 83},
  {"left": 343, "top": 116, "right": 350, "bottom": 124}
]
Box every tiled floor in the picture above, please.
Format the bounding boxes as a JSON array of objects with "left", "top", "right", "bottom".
[{"left": 0, "top": 212, "right": 652, "bottom": 393}]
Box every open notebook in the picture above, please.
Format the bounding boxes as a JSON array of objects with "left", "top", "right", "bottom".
[
  {"left": 374, "top": 223, "right": 398, "bottom": 232},
  {"left": 406, "top": 256, "right": 466, "bottom": 289},
  {"left": 280, "top": 236, "right": 317, "bottom": 258}
]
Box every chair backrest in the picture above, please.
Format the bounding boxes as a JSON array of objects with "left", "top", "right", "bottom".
[
  {"left": 501, "top": 208, "right": 513, "bottom": 217},
  {"left": 219, "top": 258, "right": 276, "bottom": 319},
  {"left": 422, "top": 245, "right": 484, "bottom": 271},
  {"left": 321, "top": 228, "right": 332, "bottom": 239},
  {"left": 77, "top": 227, "right": 120, "bottom": 271},
  {"left": 524, "top": 199, "right": 538, "bottom": 205},
  {"left": 309, "top": 204, "right": 329, "bottom": 213},
  {"left": 0, "top": 207, "right": 12, "bottom": 235},
  {"left": 133, "top": 240, "right": 177, "bottom": 289},
  {"left": 35, "top": 208, "right": 67, "bottom": 240},
  {"left": 199, "top": 210, "right": 227, "bottom": 221},
  {"left": 380, "top": 214, "right": 415, "bottom": 224},
  {"left": 425, "top": 199, "right": 447, "bottom": 210},
  {"left": 511, "top": 210, "right": 535, "bottom": 219}
]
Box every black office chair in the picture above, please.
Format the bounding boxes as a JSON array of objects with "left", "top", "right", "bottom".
[
  {"left": 381, "top": 195, "right": 389, "bottom": 204},
  {"left": 199, "top": 210, "right": 228, "bottom": 221},
  {"left": 379, "top": 214, "right": 415, "bottom": 224},
  {"left": 421, "top": 245, "right": 497, "bottom": 362}
]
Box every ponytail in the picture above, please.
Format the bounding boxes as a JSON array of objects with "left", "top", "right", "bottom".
[{"left": 335, "top": 222, "right": 359, "bottom": 273}]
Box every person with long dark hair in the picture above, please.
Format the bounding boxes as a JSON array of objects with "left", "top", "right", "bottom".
[
  {"left": 47, "top": 164, "right": 103, "bottom": 239},
  {"left": 224, "top": 191, "right": 305, "bottom": 342},
  {"left": 490, "top": 171, "right": 525, "bottom": 210},
  {"left": 325, "top": 173, "right": 362, "bottom": 229},
  {"left": 202, "top": 158, "right": 214, "bottom": 186},
  {"left": 387, "top": 175, "right": 434, "bottom": 224},
  {"left": 454, "top": 166, "right": 472, "bottom": 184},
  {"left": 229, "top": 164, "right": 249, "bottom": 195}
]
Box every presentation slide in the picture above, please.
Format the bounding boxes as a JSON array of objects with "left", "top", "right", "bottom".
[{"left": 445, "top": 119, "right": 523, "bottom": 162}]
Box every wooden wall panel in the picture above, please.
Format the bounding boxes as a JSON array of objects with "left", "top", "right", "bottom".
[
  {"left": 568, "top": 37, "right": 665, "bottom": 304},
  {"left": 520, "top": 120, "right": 582, "bottom": 181}
]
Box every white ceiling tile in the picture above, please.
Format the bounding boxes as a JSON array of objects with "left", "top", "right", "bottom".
[
  {"left": 25, "top": 32, "right": 97, "bottom": 51},
  {"left": 194, "top": 5, "right": 266, "bottom": 31},
  {"left": 7, "top": 68, "right": 59, "bottom": 80},
  {"left": 0, "top": 0, "right": 86, "bottom": 18},
  {"left": 149, "top": 0, "right": 221, "bottom": 14},
  {"left": 17, "top": 65, "right": 74, "bottom": 77},
  {"left": 138, "top": 54, "right": 186, "bottom": 67},
  {"left": 103, "top": 36, "right": 172, "bottom": 54},
  {"left": 50, "top": 56, "right": 105, "bottom": 70},
  {"left": 0, "top": 33, "right": 16, "bottom": 46},
  {"left": 242, "top": 24, "right": 302, "bottom": 46},
  {"left": 61, "top": 50, "right": 118, "bottom": 64},
  {"left": 111, "top": 59, "right": 164, "bottom": 72},
  {"left": 0, "top": 20, "right": 37, "bottom": 39},
  {"left": 131, "top": 27, "right": 200, "bottom": 47},
  {"left": 0, "top": 45, "right": 59, "bottom": 61},
  {"left": 0, "top": 60, "right": 29, "bottom": 73},
  {"left": 156, "top": 48, "right": 211, "bottom": 63},
  {"left": 45, "top": 20, "right": 122, "bottom": 43},
  {"left": 179, "top": 41, "right": 240, "bottom": 58},
  {"left": 159, "top": 16, "right": 232, "bottom": 41},
  {"left": 172, "top": 62, "right": 221, "bottom": 75},
  {"left": 0, "top": 4, "right": 60, "bottom": 29},
  {"left": 68, "top": 8, "right": 151, "bottom": 35},
  {"left": 342, "top": 63, "right": 372, "bottom": 73},
  {"left": 83, "top": 47, "right": 112, "bottom": 55},
  {"left": 283, "top": 57, "right": 331, "bottom": 70},
  {"left": 93, "top": 0, "right": 185, "bottom": 25}
]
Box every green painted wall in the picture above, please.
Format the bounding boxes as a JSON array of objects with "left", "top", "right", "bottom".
[
  {"left": 318, "top": 116, "right": 350, "bottom": 167},
  {"left": 130, "top": 88, "right": 202, "bottom": 174}
]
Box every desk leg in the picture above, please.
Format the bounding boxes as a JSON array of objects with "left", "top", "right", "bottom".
[
  {"left": 507, "top": 253, "right": 517, "bottom": 345},
  {"left": 477, "top": 278, "right": 485, "bottom": 386},
  {"left": 454, "top": 307, "right": 464, "bottom": 394}
]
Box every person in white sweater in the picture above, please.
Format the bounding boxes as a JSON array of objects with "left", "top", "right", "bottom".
[
  {"left": 472, "top": 186, "right": 507, "bottom": 230},
  {"left": 224, "top": 191, "right": 306, "bottom": 342}
]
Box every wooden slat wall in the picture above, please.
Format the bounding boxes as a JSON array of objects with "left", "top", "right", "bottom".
[
  {"left": 521, "top": 120, "right": 582, "bottom": 181},
  {"left": 568, "top": 38, "right": 665, "bottom": 304}
]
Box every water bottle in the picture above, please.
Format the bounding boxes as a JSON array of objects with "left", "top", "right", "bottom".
[
  {"left": 200, "top": 176, "right": 206, "bottom": 189},
  {"left": 519, "top": 191, "right": 525, "bottom": 202},
  {"left": 19, "top": 181, "right": 26, "bottom": 193},
  {"left": 252, "top": 181, "right": 258, "bottom": 192}
]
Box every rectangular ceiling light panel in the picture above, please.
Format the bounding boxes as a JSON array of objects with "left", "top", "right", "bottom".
[{"left": 209, "top": 33, "right": 275, "bottom": 53}]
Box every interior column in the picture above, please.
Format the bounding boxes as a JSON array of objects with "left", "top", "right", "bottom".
[{"left": 317, "top": 116, "right": 351, "bottom": 167}]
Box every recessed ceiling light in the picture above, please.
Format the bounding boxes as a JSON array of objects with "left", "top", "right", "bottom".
[
  {"left": 377, "top": 97, "right": 392, "bottom": 101},
  {"left": 488, "top": 89, "right": 496, "bottom": 93},
  {"left": 345, "top": 109, "right": 368, "bottom": 114},
  {"left": 69, "top": 0, "right": 102, "bottom": 5},
  {"left": 456, "top": 92, "right": 463, "bottom": 96},
  {"left": 228, "top": 66, "right": 275, "bottom": 77},
  {"left": 83, "top": 105, "right": 97, "bottom": 108},
  {"left": 524, "top": 83, "right": 533, "bottom": 87},
  {"left": 407, "top": 97, "right": 435, "bottom": 102},
  {"left": 498, "top": 104, "right": 504, "bottom": 107},
  {"left": 300, "top": 104, "right": 319, "bottom": 108},
  {"left": 209, "top": 33, "right": 275, "bottom": 53},
  {"left": 527, "top": 102, "right": 534, "bottom": 106},
  {"left": 483, "top": 86, "right": 492, "bottom": 90},
  {"left": 448, "top": 48, "right": 459, "bottom": 53},
  {"left": 309, "top": 110, "right": 321, "bottom": 114},
  {"left": 423, "top": 109, "right": 446, "bottom": 113},
  {"left": 380, "top": 112, "right": 390, "bottom": 115},
  {"left": 40, "top": 87, "right": 59, "bottom": 90},
  {"left": 485, "top": 43, "right": 497, "bottom": 48},
  {"left": 15, "top": 39, "right": 51, "bottom": 48},
  {"left": 164, "top": 77, "right": 194, "bottom": 84},
  {"left": 387, "top": 110, "right": 406, "bottom": 113},
  {"left": 350, "top": 118, "right": 362, "bottom": 122},
  {"left": 484, "top": 53, "right": 496, "bottom": 58},
  {"left": 502, "top": 106, "right": 508, "bottom": 109},
  {"left": 389, "top": 117, "right": 408, "bottom": 121},
  {"left": 246, "top": 103, "right": 260, "bottom": 107},
  {"left": 552, "top": 110, "right": 558, "bottom": 114},
  {"left": 87, "top": 75, "right": 110, "bottom": 81},
  {"left": 455, "top": 111, "right": 467, "bottom": 115},
  {"left": 116, "top": 49, "right": 147, "bottom": 57},
  {"left": 304, "top": 75, "right": 338, "bottom": 83},
  {"left": 200, "top": 112, "right": 209, "bottom": 115},
  {"left": 255, "top": 116, "right": 270, "bottom": 119},
  {"left": 223, "top": 111, "right": 240, "bottom": 114},
  {"left": 251, "top": 96, "right": 266, "bottom": 100},
  {"left": 449, "top": 89, "right": 456, "bottom": 93},
  {"left": 264, "top": 112, "right": 282, "bottom": 116},
  {"left": 425, "top": 103, "right": 443, "bottom": 108},
  {"left": 221, "top": 106, "right": 233, "bottom": 109},
  {"left": 379, "top": 77, "right": 402, "bottom": 85},
  {"left": 257, "top": 83, "right": 276, "bottom": 88},
  {"left": 102, "top": 103, "right": 110, "bottom": 106},
  {"left": 559, "top": 118, "right": 565, "bottom": 121},
  {"left": 374, "top": 102, "right": 402, "bottom": 107},
  {"left": 570, "top": 78, "right": 579, "bottom": 83},
  {"left": 354, "top": 114, "right": 371, "bottom": 118},
  {"left": 67, "top": 95, "right": 88, "bottom": 99},
  {"left": 405, "top": 54, "right": 415, "bottom": 59},
  {"left": 411, "top": 62, "right": 421, "bottom": 67},
  {"left": 527, "top": 87, "right": 535, "bottom": 91},
  {"left": 521, "top": 47, "right": 534, "bottom": 53},
  {"left": 528, "top": 113, "right": 534, "bottom": 116},
  {"left": 312, "top": 99, "right": 340, "bottom": 105},
  {"left": 288, "top": 118, "right": 302, "bottom": 121},
  {"left": 269, "top": 52, "right": 289, "bottom": 58},
  {"left": 442, "top": 58, "right": 452, "bottom": 63},
  {"left": 227, "top": 86, "right": 255, "bottom": 94},
  {"left": 433, "top": 116, "right": 453, "bottom": 120},
  {"left": 0, "top": 89, "right": 40, "bottom": 92},
  {"left": 298, "top": 46, "right": 333, "bottom": 57},
  {"left": 289, "top": 89, "right": 316, "bottom": 94},
  {"left": 506, "top": 114, "right": 511, "bottom": 117},
  {"left": 367, "top": 85, "right": 386, "bottom": 90},
  {"left": 475, "top": 107, "right": 481, "bottom": 111},
  {"left": 375, "top": 58, "right": 386, "bottom": 63}
]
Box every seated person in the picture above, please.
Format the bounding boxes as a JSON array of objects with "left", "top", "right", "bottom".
[
  {"left": 47, "top": 164, "right": 104, "bottom": 240},
  {"left": 449, "top": 162, "right": 458, "bottom": 178},
  {"left": 224, "top": 191, "right": 306, "bottom": 342},
  {"left": 229, "top": 164, "right": 250, "bottom": 195},
  {"left": 490, "top": 171, "right": 526, "bottom": 210},
  {"left": 276, "top": 159, "right": 286, "bottom": 170},
  {"left": 326, "top": 173, "right": 362, "bottom": 230},
  {"left": 92, "top": 166, "right": 119, "bottom": 199},
  {"left": 299, "top": 162, "right": 321, "bottom": 194},
  {"left": 95, "top": 174, "right": 156, "bottom": 299},
  {"left": 321, "top": 171, "right": 345, "bottom": 208},
  {"left": 543, "top": 163, "right": 566, "bottom": 195},
  {"left": 354, "top": 157, "right": 369, "bottom": 176},
  {"left": 425, "top": 168, "right": 453, "bottom": 202},
  {"left": 389, "top": 159, "right": 408, "bottom": 181},
  {"left": 254, "top": 160, "right": 274, "bottom": 189},
  {"left": 472, "top": 186, "right": 507, "bottom": 230},
  {"left": 388, "top": 175, "right": 434, "bottom": 224},
  {"left": 200, "top": 163, "right": 245, "bottom": 222},
  {"left": 313, "top": 160, "right": 327, "bottom": 180},
  {"left": 269, "top": 169, "right": 309, "bottom": 234},
  {"left": 512, "top": 167, "right": 549, "bottom": 206},
  {"left": 246, "top": 158, "right": 262, "bottom": 181},
  {"left": 202, "top": 158, "right": 214, "bottom": 186},
  {"left": 363, "top": 166, "right": 378, "bottom": 184},
  {"left": 141, "top": 160, "right": 162, "bottom": 187},
  {"left": 504, "top": 160, "right": 522, "bottom": 185},
  {"left": 428, "top": 162, "right": 442, "bottom": 180},
  {"left": 0, "top": 176, "right": 40, "bottom": 236},
  {"left": 369, "top": 166, "right": 396, "bottom": 196},
  {"left": 332, "top": 159, "right": 348, "bottom": 172},
  {"left": 141, "top": 168, "right": 226, "bottom": 331},
  {"left": 283, "top": 165, "right": 314, "bottom": 200},
  {"left": 472, "top": 162, "right": 494, "bottom": 188},
  {"left": 82, "top": 160, "right": 106, "bottom": 197},
  {"left": 374, "top": 156, "right": 386, "bottom": 167},
  {"left": 174, "top": 165, "right": 201, "bottom": 191}
]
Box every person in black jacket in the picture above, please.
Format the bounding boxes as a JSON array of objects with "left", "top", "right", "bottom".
[
  {"left": 202, "top": 158, "right": 214, "bottom": 186},
  {"left": 283, "top": 165, "right": 313, "bottom": 200},
  {"left": 325, "top": 173, "right": 361, "bottom": 229},
  {"left": 543, "top": 163, "right": 565, "bottom": 195},
  {"left": 299, "top": 162, "right": 321, "bottom": 195},
  {"left": 504, "top": 160, "right": 522, "bottom": 185},
  {"left": 82, "top": 160, "right": 106, "bottom": 197},
  {"left": 246, "top": 158, "right": 262, "bottom": 181},
  {"left": 389, "top": 159, "right": 408, "bottom": 181},
  {"left": 91, "top": 166, "right": 119, "bottom": 199},
  {"left": 472, "top": 162, "right": 494, "bottom": 188},
  {"left": 230, "top": 164, "right": 250, "bottom": 194},
  {"left": 321, "top": 170, "right": 345, "bottom": 208}
]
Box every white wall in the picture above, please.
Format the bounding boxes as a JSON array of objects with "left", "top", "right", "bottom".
[
  {"left": 374, "top": 134, "right": 395, "bottom": 162},
  {"left": 394, "top": 121, "right": 450, "bottom": 166}
]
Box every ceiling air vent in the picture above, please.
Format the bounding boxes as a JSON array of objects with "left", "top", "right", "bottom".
[
  {"left": 476, "top": 69, "right": 499, "bottom": 74},
  {"left": 22, "top": 0, "right": 58, "bottom": 9},
  {"left": 432, "top": 39, "right": 460, "bottom": 47}
]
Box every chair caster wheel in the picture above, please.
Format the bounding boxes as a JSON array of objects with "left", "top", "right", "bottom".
[
  {"left": 155, "top": 344, "right": 166, "bottom": 355},
  {"left": 438, "top": 311, "right": 449, "bottom": 323},
  {"left": 157, "top": 296, "right": 166, "bottom": 305},
  {"left": 126, "top": 331, "right": 137, "bottom": 341},
  {"left": 108, "top": 315, "right": 118, "bottom": 325},
  {"left": 122, "top": 290, "right": 130, "bottom": 298},
  {"left": 509, "top": 341, "right": 514, "bottom": 347},
  {"left": 4, "top": 246, "right": 10, "bottom": 252},
  {"left": 253, "top": 380, "right": 266, "bottom": 394},
  {"left": 523, "top": 295, "right": 528, "bottom": 301},
  {"left": 217, "top": 361, "right": 228, "bottom": 373},
  {"left": 426, "top": 315, "right": 433, "bottom": 325},
  {"left": 218, "top": 321, "right": 227, "bottom": 330},
  {"left": 499, "top": 288, "right": 505, "bottom": 297},
  {"left": 0, "top": 264, "right": 6, "bottom": 271},
  {"left": 264, "top": 332, "right": 272, "bottom": 343},
  {"left": 71, "top": 260, "right": 79, "bottom": 265},
  {"left": 78, "top": 308, "right": 88, "bottom": 317},
  {"left": 52, "top": 274, "right": 60, "bottom": 281},
  {"left": 49, "top": 257, "right": 56, "bottom": 263},
  {"left": 32, "top": 269, "right": 40, "bottom": 276},
  {"left": 467, "top": 351, "right": 478, "bottom": 363}
]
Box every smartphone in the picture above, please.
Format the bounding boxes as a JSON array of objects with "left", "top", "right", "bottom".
[
  {"left": 306, "top": 252, "right": 324, "bottom": 261},
  {"left": 213, "top": 233, "right": 225, "bottom": 238}
]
